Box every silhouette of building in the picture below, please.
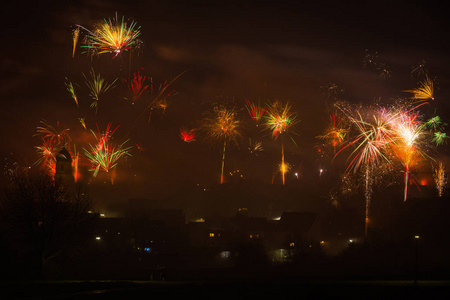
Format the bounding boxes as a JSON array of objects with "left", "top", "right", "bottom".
[{"left": 55, "top": 146, "right": 74, "bottom": 185}]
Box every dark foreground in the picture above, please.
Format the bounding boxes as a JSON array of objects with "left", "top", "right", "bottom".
[{"left": 3, "top": 279, "right": 450, "bottom": 300}]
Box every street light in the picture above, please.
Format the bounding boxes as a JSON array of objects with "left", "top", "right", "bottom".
[{"left": 414, "top": 235, "right": 420, "bottom": 285}]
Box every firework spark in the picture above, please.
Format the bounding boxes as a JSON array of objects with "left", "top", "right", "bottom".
[
  {"left": 134, "top": 72, "right": 184, "bottom": 125},
  {"left": 411, "top": 59, "right": 428, "bottom": 78},
  {"left": 432, "top": 132, "right": 448, "bottom": 146},
  {"left": 72, "top": 26, "right": 80, "bottom": 58},
  {"left": 377, "top": 62, "right": 391, "bottom": 78},
  {"left": 79, "top": 117, "right": 87, "bottom": 130},
  {"left": 320, "top": 82, "right": 344, "bottom": 99},
  {"left": 433, "top": 162, "right": 447, "bottom": 197},
  {"left": 81, "top": 15, "right": 141, "bottom": 58},
  {"left": 264, "top": 100, "right": 298, "bottom": 185},
  {"left": 245, "top": 99, "right": 267, "bottom": 122},
  {"left": 390, "top": 108, "right": 429, "bottom": 202},
  {"left": 34, "top": 119, "right": 71, "bottom": 145},
  {"left": 363, "top": 49, "right": 379, "bottom": 69},
  {"left": 180, "top": 127, "right": 196, "bottom": 143},
  {"left": 34, "top": 137, "right": 58, "bottom": 177},
  {"left": 404, "top": 75, "right": 434, "bottom": 102},
  {"left": 200, "top": 106, "right": 242, "bottom": 184},
  {"left": 248, "top": 138, "right": 263, "bottom": 156},
  {"left": 83, "top": 68, "right": 117, "bottom": 114},
  {"left": 123, "top": 71, "right": 149, "bottom": 104},
  {"left": 318, "top": 108, "right": 349, "bottom": 153},
  {"left": 84, "top": 125, "right": 132, "bottom": 182},
  {"left": 336, "top": 106, "right": 397, "bottom": 237},
  {"left": 65, "top": 78, "right": 79, "bottom": 107}
]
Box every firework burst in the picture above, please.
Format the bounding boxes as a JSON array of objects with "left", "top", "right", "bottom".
[
  {"left": 34, "top": 137, "right": 58, "bottom": 177},
  {"left": 264, "top": 100, "right": 298, "bottom": 185},
  {"left": 248, "top": 138, "right": 263, "bottom": 156},
  {"left": 123, "top": 71, "right": 149, "bottom": 104},
  {"left": 84, "top": 124, "right": 132, "bottom": 182},
  {"left": 180, "top": 127, "right": 196, "bottom": 143},
  {"left": 318, "top": 107, "right": 350, "bottom": 153},
  {"left": 79, "top": 117, "right": 87, "bottom": 130},
  {"left": 34, "top": 119, "right": 71, "bottom": 145},
  {"left": 72, "top": 26, "right": 80, "bottom": 58},
  {"left": 65, "top": 78, "right": 79, "bottom": 107},
  {"left": 433, "top": 161, "right": 447, "bottom": 197},
  {"left": 200, "top": 106, "right": 242, "bottom": 184},
  {"left": 390, "top": 108, "right": 430, "bottom": 202},
  {"left": 336, "top": 106, "right": 397, "bottom": 237},
  {"left": 245, "top": 99, "right": 267, "bottom": 122},
  {"left": 83, "top": 68, "right": 117, "bottom": 114},
  {"left": 81, "top": 15, "right": 141, "bottom": 58},
  {"left": 404, "top": 75, "right": 434, "bottom": 102},
  {"left": 432, "top": 132, "right": 448, "bottom": 146},
  {"left": 411, "top": 59, "right": 428, "bottom": 78}
]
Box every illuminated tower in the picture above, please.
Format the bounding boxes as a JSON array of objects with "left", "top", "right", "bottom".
[{"left": 55, "top": 146, "right": 74, "bottom": 185}]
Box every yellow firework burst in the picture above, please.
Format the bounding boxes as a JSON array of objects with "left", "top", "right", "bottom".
[{"left": 404, "top": 75, "right": 434, "bottom": 102}]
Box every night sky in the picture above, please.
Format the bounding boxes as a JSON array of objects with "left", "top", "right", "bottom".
[{"left": 1, "top": 0, "right": 450, "bottom": 217}]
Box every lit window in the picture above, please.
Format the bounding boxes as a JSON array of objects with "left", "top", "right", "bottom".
[
  {"left": 209, "top": 233, "right": 215, "bottom": 238},
  {"left": 289, "top": 242, "right": 295, "bottom": 247}
]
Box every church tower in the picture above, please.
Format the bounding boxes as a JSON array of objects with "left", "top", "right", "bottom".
[{"left": 55, "top": 146, "right": 74, "bottom": 185}]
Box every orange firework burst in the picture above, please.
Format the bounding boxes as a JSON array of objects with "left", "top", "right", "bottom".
[
  {"left": 72, "top": 26, "right": 80, "bottom": 58},
  {"left": 200, "top": 106, "right": 242, "bottom": 184},
  {"left": 433, "top": 161, "right": 447, "bottom": 197},
  {"left": 404, "top": 75, "right": 434, "bottom": 102}
]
